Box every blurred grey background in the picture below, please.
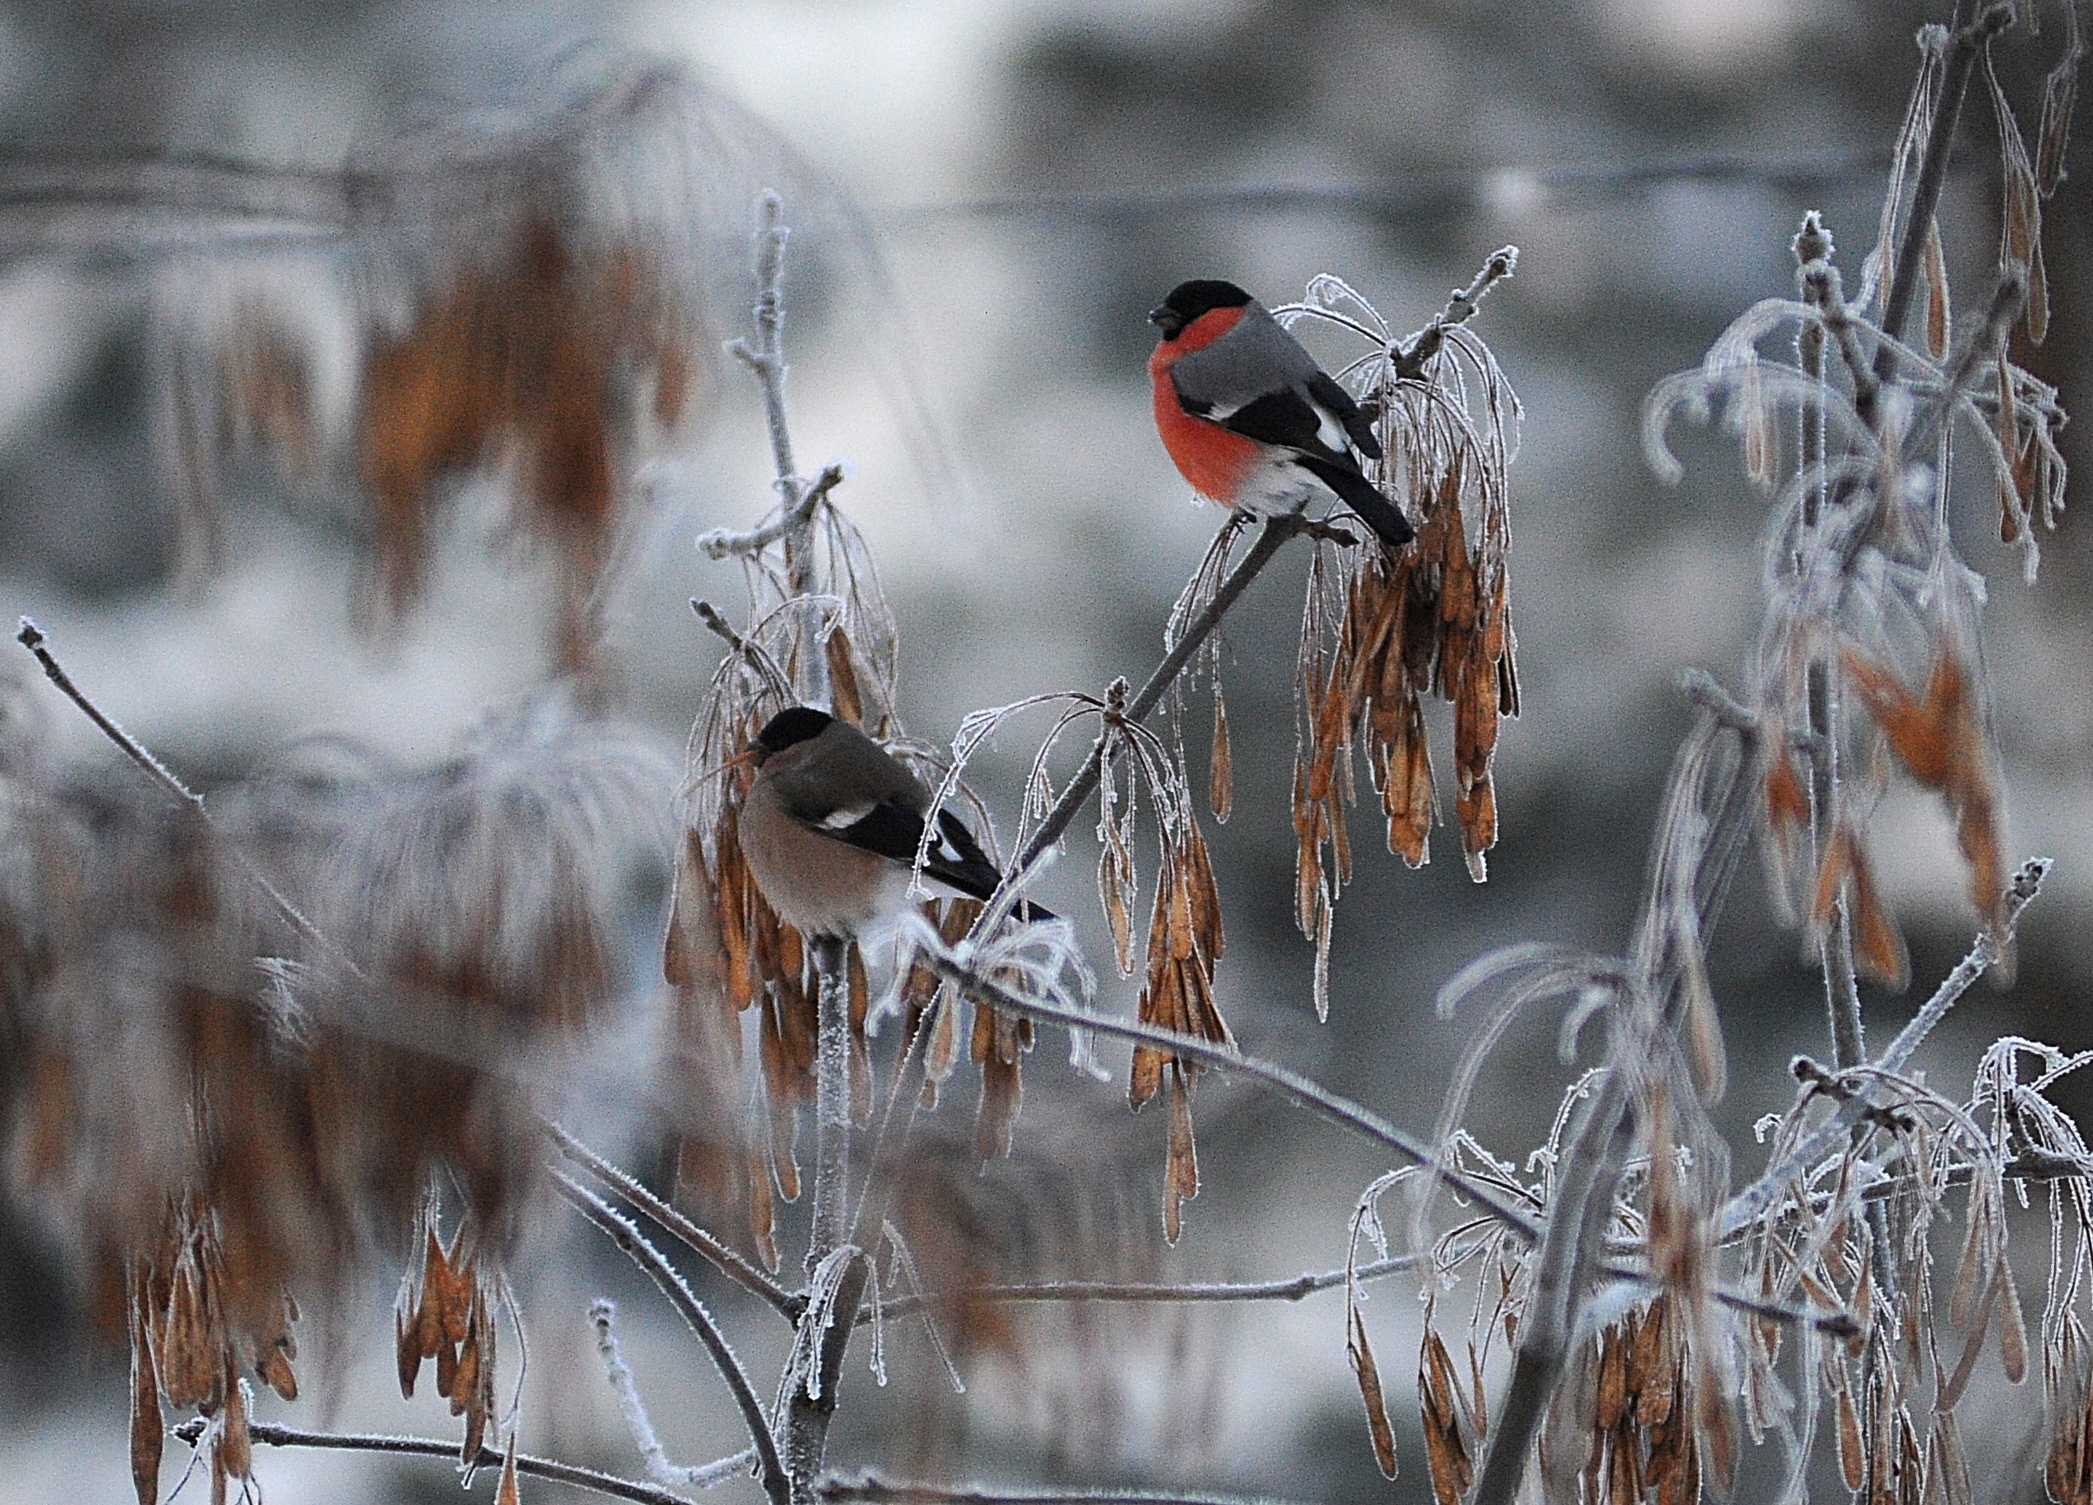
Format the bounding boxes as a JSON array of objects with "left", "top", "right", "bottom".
[{"left": 0, "top": 2, "right": 2087, "bottom": 1501}]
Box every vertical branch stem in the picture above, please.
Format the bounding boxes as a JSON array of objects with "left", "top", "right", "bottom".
[
  {"left": 1874, "top": 2, "right": 2011, "bottom": 382},
  {"left": 1793, "top": 221, "right": 1866, "bottom": 1072},
  {"left": 810, "top": 936, "right": 853, "bottom": 1263}
]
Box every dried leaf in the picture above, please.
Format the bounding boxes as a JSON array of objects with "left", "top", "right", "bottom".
[
  {"left": 129, "top": 1281, "right": 162, "bottom": 1505},
  {"left": 497, "top": 1432, "right": 521, "bottom": 1505},
  {"left": 1846, "top": 833, "right": 1911, "bottom": 992},
  {"left": 826, "top": 630, "right": 863, "bottom": 727},
  {"left": 1420, "top": 1331, "right": 1474, "bottom": 1505},
  {"left": 1348, "top": 1306, "right": 1399, "bottom": 1479},
  {"left": 1209, "top": 685, "right": 1233, "bottom": 823},
  {"left": 1741, "top": 358, "right": 1778, "bottom": 488},
  {"left": 1595, "top": 1327, "right": 1629, "bottom": 1431},
  {"left": 1838, "top": 1387, "right": 1865, "bottom": 1493},
  {"left": 2037, "top": 59, "right": 2079, "bottom": 196},
  {"left": 256, "top": 1338, "right": 298, "bottom": 1403},
  {"left": 1163, "top": 1069, "right": 1199, "bottom": 1243},
  {"left": 1922, "top": 217, "right": 1950, "bottom": 360},
  {"left": 1998, "top": 1261, "right": 2027, "bottom": 1384}
]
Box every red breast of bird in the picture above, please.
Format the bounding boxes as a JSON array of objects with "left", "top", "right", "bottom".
[{"left": 1148, "top": 303, "right": 1264, "bottom": 505}]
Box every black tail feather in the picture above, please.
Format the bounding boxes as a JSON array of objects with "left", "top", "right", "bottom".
[
  {"left": 930, "top": 810, "right": 1057, "bottom": 922},
  {"left": 1296, "top": 456, "right": 1414, "bottom": 549}
]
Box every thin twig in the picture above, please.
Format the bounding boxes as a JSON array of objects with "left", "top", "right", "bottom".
[
  {"left": 547, "top": 1121, "right": 799, "bottom": 1319},
  {"left": 169, "top": 1416, "right": 713, "bottom": 1505},
  {"left": 1718, "top": 856, "right": 2049, "bottom": 1239},
  {"left": 700, "top": 465, "right": 847, "bottom": 561},
  {"left": 868, "top": 1255, "right": 1420, "bottom": 1322},
  {"left": 729, "top": 190, "right": 798, "bottom": 492},
  {"left": 816, "top": 1475, "right": 1312, "bottom": 1505},
  {"left": 555, "top": 1172, "right": 790, "bottom": 1505},
  {"left": 15, "top": 615, "right": 360, "bottom": 978},
  {"left": 1392, "top": 245, "right": 1518, "bottom": 379},
  {"left": 919, "top": 951, "right": 1541, "bottom": 1239},
  {"left": 1008, "top": 513, "right": 1309, "bottom": 880},
  {"left": 592, "top": 1298, "right": 762, "bottom": 1491}
]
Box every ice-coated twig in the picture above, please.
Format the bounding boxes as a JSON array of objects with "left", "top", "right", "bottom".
[
  {"left": 548, "top": 1121, "right": 798, "bottom": 1318},
  {"left": 815, "top": 1475, "right": 1315, "bottom": 1505},
  {"left": 170, "top": 1415, "right": 710, "bottom": 1505},
  {"left": 1008, "top": 511, "right": 1310, "bottom": 880},
  {"left": 727, "top": 190, "right": 799, "bottom": 490},
  {"left": 1392, "top": 245, "right": 1518, "bottom": 380},
  {"left": 556, "top": 1173, "right": 789, "bottom": 1505},
  {"left": 810, "top": 935, "right": 853, "bottom": 1264},
  {"left": 592, "top": 1299, "right": 760, "bottom": 1491},
  {"left": 699, "top": 464, "right": 847, "bottom": 561},
  {"left": 917, "top": 949, "right": 1540, "bottom": 1238},
  {"left": 15, "top": 615, "right": 362, "bottom": 979},
  {"left": 1719, "top": 856, "right": 2050, "bottom": 1239},
  {"left": 864, "top": 1255, "right": 1419, "bottom": 1320}
]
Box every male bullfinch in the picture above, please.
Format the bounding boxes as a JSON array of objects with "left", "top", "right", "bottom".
[
  {"left": 739, "top": 706, "right": 1053, "bottom": 942},
  {"left": 1149, "top": 279, "right": 1414, "bottom": 549}
]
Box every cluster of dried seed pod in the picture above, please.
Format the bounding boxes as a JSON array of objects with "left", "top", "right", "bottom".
[
  {"left": 0, "top": 687, "right": 662, "bottom": 1499},
  {"left": 200, "top": 209, "right": 699, "bottom": 676},
  {"left": 127, "top": 1200, "right": 299, "bottom": 1505},
  {"left": 1128, "top": 817, "right": 1228, "bottom": 1243},
  {"left": 394, "top": 1207, "right": 504, "bottom": 1465},
  {"left": 1291, "top": 453, "right": 1518, "bottom": 1015},
  {"left": 1554, "top": 1296, "right": 1731, "bottom": 1505}
]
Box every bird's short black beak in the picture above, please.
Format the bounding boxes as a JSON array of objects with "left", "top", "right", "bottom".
[{"left": 1148, "top": 304, "right": 1183, "bottom": 339}]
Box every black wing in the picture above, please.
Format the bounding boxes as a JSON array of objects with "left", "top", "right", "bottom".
[
  {"left": 1218, "top": 388, "right": 1332, "bottom": 453},
  {"left": 814, "top": 805, "right": 1057, "bottom": 923},
  {"left": 1307, "top": 370, "right": 1381, "bottom": 459}
]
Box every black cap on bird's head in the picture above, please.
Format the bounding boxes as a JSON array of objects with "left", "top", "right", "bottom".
[
  {"left": 1149, "top": 279, "right": 1253, "bottom": 341},
  {"left": 751, "top": 705, "right": 833, "bottom": 762}
]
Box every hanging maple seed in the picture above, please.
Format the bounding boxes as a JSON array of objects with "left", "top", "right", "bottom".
[
  {"left": 1347, "top": 1305, "right": 1398, "bottom": 1480},
  {"left": 1840, "top": 646, "right": 2007, "bottom": 939}
]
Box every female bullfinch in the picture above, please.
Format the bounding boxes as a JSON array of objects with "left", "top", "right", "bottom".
[
  {"left": 738, "top": 706, "right": 1052, "bottom": 942},
  {"left": 1149, "top": 279, "right": 1414, "bottom": 549}
]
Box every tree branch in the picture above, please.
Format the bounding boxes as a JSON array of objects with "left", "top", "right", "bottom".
[
  {"left": 816, "top": 1475, "right": 1314, "bottom": 1505},
  {"left": 170, "top": 1416, "right": 717, "bottom": 1505},
  {"left": 919, "top": 952, "right": 1541, "bottom": 1239},
  {"left": 555, "top": 1173, "right": 790, "bottom": 1505},
  {"left": 1009, "top": 511, "right": 1311, "bottom": 879},
  {"left": 547, "top": 1121, "right": 799, "bottom": 1319},
  {"left": 15, "top": 616, "right": 359, "bottom": 978}
]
